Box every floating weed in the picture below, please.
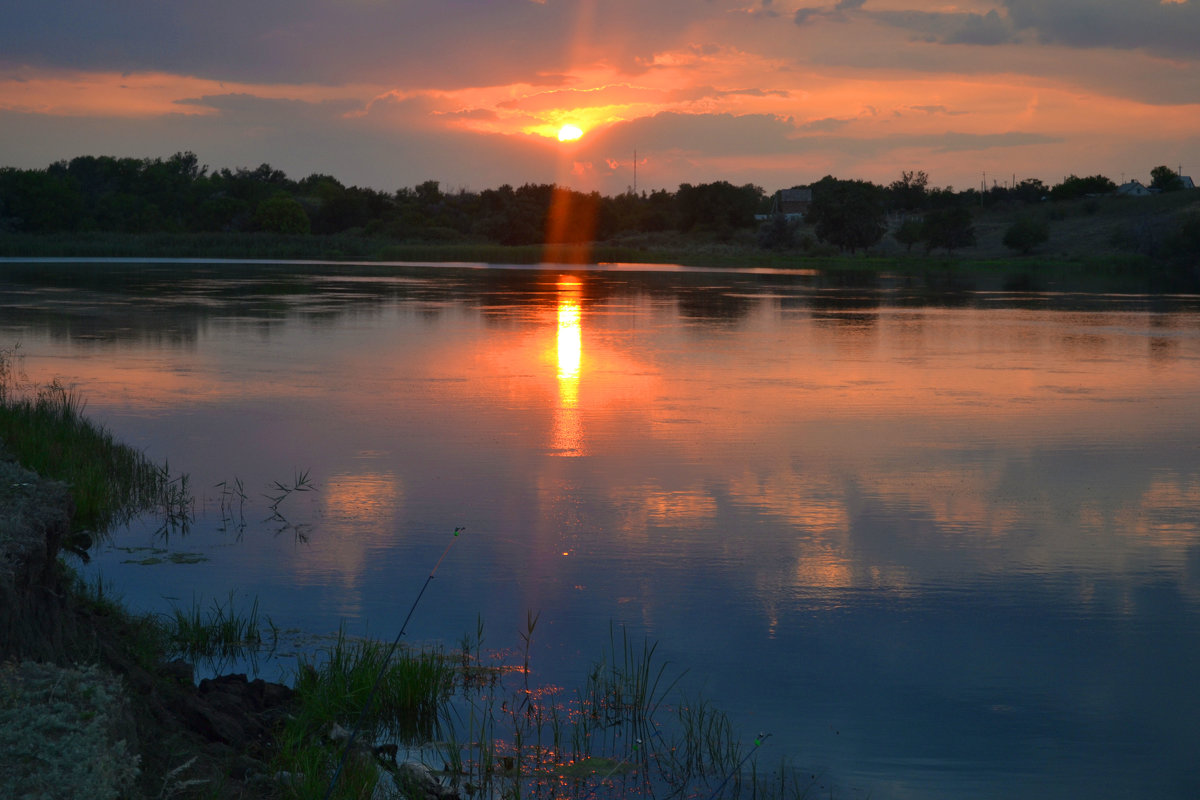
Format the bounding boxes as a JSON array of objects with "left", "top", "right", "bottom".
[
  {"left": 265, "top": 468, "right": 317, "bottom": 517},
  {"left": 119, "top": 550, "right": 207, "bottom": 566}
]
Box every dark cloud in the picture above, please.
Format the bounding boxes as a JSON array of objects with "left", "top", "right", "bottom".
[
  {"left": 1001, "top": 0, "right": 1200, "bottom": 58},
  {"left": 930, "top": 131, "right": 1062, "bottom": 152},
  {"left": 867, "top": 10, "right": 1018, "bottom": 46},
  {"left": 860, "top": 1, "right": 1198, "bottom": 57},
  {"left": 0, "top": 0, "right": 727, "bottom": 87},
  {"left": 776, "top": 130, "right": 1063, "bottom": 162},
  {"left": 798, "top": 117, "right": 851, "bottom": 132},
  {"left": 747, "top": 0, "right": 780, "bottom": 19},
  {"left": 174, "top": 93, "right": 356, "bottom": 117},
  {"left": 593, "top": 111, "right": 799, "bottom": 158},
  {"left": 945, "top": 10, "right": 1015, "bottom": 46},
  {"left": 907, "top": 105, "right": 966, "bottom": 116},
  {"left": 793, "top": 8, "right": 822, "bottom": 25},
  {"left": 792, "top": 0, "right": 867, "bottom": 27}
]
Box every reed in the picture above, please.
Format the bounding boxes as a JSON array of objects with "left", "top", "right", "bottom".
[
  {"left": 288, "top": 628, "right": 456, "bottom": 742},
  {"left": 163, "top": 592, "right": 267, "bottom": 668}
]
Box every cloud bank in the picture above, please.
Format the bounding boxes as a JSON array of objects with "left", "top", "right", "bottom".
[{"left": 0, "top": 0, "right": 1196, "bottom": 193}]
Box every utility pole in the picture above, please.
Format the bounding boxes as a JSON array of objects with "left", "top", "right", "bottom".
[{"left": 633, "top": 149, "right": 638, "bottom": 195}]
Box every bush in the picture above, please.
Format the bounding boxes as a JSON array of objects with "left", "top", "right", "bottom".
[
  {"left": 253, "top": 193, "right": 311, "bottom": 234},
  {"left": 1003, "top": 217, "right": 1050, "bottom": 254},
  {"left": 1165, "top": 208, "right": 1200, "bottom": 261},
  {"left": 0, "top": 662, "right": 140, "bottom": 800},
  {"left": 756, "top": 214, "right": 799, "bottom": 249},
  {"left": 923, "top": 206, "right": 976, "bottom": 254},
  {"left": 893, "top": 218, "right": 923, "bottom": 252}
]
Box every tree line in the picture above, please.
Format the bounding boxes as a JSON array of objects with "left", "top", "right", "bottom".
[{"left": 0, "top": 152, "right": 1192, "bottom": 257}]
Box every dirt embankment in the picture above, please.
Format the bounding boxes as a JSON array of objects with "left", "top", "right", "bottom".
[{"left": 0, "top": 455, "right": 293, "bottom": 799}]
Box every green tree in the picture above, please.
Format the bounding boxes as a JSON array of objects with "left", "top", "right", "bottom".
[
  {"left": 675, "top": 181, "right": 764, "bottom": 234},
  {"left": 1050, "top": 174, "right": 1116, "bottom": 201},
  {"left": 1012, "top": 178, "right": 1049, "bottom": 204},
  {"left": 806, "top": 176, "right": 886, "bottom": 253},
  {"left": 893, "top": 218, "right": 923, "bottom": 252},
  {"left": 0, "top": 166, "right": 84, "bottom": 232},
  {"left": 1165, "top": 208, "right": 1200, "bottom": 263},
  {"left": 923, "top": 206, "right": 976, "bottom": 254},
  {"left": 887, "top": 170, "right": 929, "bottom": 211},
  {"left": 1003, "top": 217, "right": 1050, "bottom": 254},
  {"left": 756, "top": 214, "right": 798, "bottom": 250},
  {"left": 253, "top": 193, "right": 310, "bottom": 234},
  {"left": 1150, "top": 165, "right": 1184, "bottom": 192}
]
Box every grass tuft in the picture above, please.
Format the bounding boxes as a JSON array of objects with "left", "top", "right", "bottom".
[
  {"left": 0, "top": 345, "right": 193, "bottom": 537},
  {"left": 162, "top": 592, "right": 267, "bottom": 670}
]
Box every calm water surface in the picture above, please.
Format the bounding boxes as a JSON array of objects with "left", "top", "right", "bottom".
[{"left": 3, "top": 260, "right": 1199, "bottom": 799}]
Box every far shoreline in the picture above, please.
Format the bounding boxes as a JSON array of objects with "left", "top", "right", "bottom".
[{"left": 2, "top": 233, "right": 1197, "bottom": 295}]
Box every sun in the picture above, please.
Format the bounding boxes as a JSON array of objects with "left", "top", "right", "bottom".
[{"left": 557, "top": 124, "right": 583, "bottom": 142}]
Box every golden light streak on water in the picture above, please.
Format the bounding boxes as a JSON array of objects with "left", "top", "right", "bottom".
[{"left": 551, "top": 277, "right": 585, "bottom": 455}]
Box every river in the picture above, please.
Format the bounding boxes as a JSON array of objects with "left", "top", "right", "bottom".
[{"left": 2, "top": 259, "right": 1198, "bottom": 799}]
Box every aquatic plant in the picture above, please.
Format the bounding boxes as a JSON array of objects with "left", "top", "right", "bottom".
[
  {"left": 270, "top": 629, "right": 458, "bottom": 800},
  {"left": 162, "top": 592, "right": 268, "bottom": 670},
  {"left": 421, "top": 617, "right": 783, "bottom": 800},
  {"left": 264, "top": 469, "right": 317, "bottom": 518},
  {"left": 290, "top": 628, "right": 455, "bottom": 741},
  {"left": 214, "top": 475, "right": 248, "bottom": 535}
]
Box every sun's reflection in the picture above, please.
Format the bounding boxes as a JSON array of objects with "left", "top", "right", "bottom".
[
  {"left": 557, "top": 288, "right": 582, "bottom": 403},
  {"left": 551, "top": 277, "right": 585, "bottom": 456}
]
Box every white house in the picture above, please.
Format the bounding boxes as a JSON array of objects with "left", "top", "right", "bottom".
[{"left": 1117, "top": 180, "right": 1153, "bottom": 197}]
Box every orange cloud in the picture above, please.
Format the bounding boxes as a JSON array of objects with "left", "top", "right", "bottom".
[{"left": 0, "top": 68, "right": 387, "bottom": 119}]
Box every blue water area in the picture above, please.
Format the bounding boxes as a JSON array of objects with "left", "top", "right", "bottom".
[{"left": 2, "top": 259, "right": 1199, "bottom": 798}]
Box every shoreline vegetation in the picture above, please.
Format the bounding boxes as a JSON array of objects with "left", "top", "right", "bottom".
[
  {"left": 0, "top": 351, "right": 815, "bottom": 798},
  {"left": 1, "top": 153, "right": 1197, "bottom": 288},
  {"left": 2, "top": 223, "right": 1197, "bottom": 295}
]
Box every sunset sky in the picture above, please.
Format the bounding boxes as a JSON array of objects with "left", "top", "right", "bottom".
[{"left": 2, "top": 0, "right": 1197, "bottom": 195}]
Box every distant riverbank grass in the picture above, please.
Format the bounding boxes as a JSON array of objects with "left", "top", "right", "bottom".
[{"left": 0, "top": 224, "right": 1159, "bottom": 271}]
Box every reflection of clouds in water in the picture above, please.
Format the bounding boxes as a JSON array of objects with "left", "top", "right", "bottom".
[
  {"left": 727, "top": 449, "right": 1200, "bottom": 612},
  {"left": 727, "top": 471, "right": 849, "bottom": 535},
  {"left": 1110, "top": 474, "right": 1200, "bottom": 602},
  {"left": 642, "top": 487, "right": 717, "bottom": 528},
  {"left": 610, "top": 483, "right": 717, "bottom": 537},
  {"left": 323, "top": 471, "right": 404, "bottom": 523},
  {"left": 286, "top": 471, "right": 404, "bottom": 610},
  {"left": 725, "top": 470, "right": 904, "bottom": 601}
]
